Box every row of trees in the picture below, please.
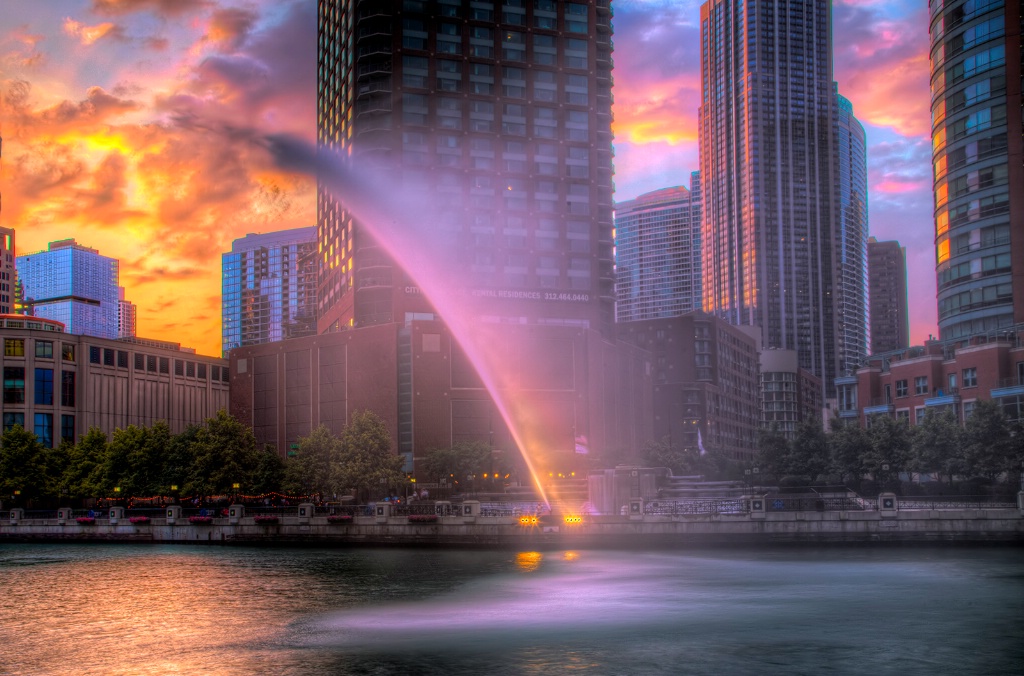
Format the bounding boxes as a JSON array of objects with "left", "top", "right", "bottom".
[
  {"left": 644, "top": 401, "right": 1024, "bottom": 493},
  {"left": 0, "top": 410, "right": 280, "bottom": 506},
  {"left": 0, "top": 410, "right": 407, "bottom": 507}
]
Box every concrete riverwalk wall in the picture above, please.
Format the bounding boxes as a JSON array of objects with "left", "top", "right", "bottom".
[{"left": 3, "top": 495, "right": 1024, "bottom": 547}]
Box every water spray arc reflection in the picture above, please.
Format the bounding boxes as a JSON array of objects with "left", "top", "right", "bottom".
[{"left": 287, "top": 140, "right": 552, "bottom": 507}]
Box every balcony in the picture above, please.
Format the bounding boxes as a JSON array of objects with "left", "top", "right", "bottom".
[
  {"left": 925, "top": 387, "right": 960, "bottom": 407},
  {"left": 991, "top": 377, "right": 1024, "bottom": 399}
]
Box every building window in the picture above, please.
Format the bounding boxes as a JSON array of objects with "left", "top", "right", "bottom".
[
  {"left": 198, "top": 363, "right": 207, "bottom": 380},
  {"left": 89, "top": 346, "right": 101, "bottom": 364},
  {"left": 159, "top": 357, "right": 169, "bottom": 374},
  {"left": 914, "top": 376, "right": 929, "bottom": 395},
  {"left": 175, "top": 359, "right": 184, "bottom": 376},
  {"left": 61, "top": 415, "right": 75, "bottom": 444},
  {"left": 3, "top": 412, "right": 24, "bottom": 431},
  {"left": 34, "top": 413, "right": 53, "bottom": 448},
  {"left": 186, "top": 362, "right": 195, "bottom": 378},
  {"left": 103, "top": 349, "right": 115, "bottom": 366},
  {"left": 212, "top": 365, "right": 221, "bottom": 381},
  {"left": 963, "top": 400, "right": 977, "bottom": 420},
  {"left": 135, "top": 353, "right": 144, "bottom": 370},
  {"left": 117, "top": 351, "right": 128, "bottom": 369},
  {"left": 895, "top": 379, "right": 908, "bottom": 398},
  {"left": 35, "top": 341, "right": 53, "bottom": 358},
  {"left": 62, "top": 344, "right": 75, "bottom": 362},
  {"left": 3, "top": 367, "right": 25, "bottom": 404},
  {"left": 147, "top": 355, "right": 157, "bottom": 372},
  {"left": 222, "top": 367, "right": 230, "bottom": 382},
  {"left": 61, "top": 371, "right": 76, "bottom": 407},
  {"left": 34, "top": 368, "right": 54, "bottom": 405},
  {"left": 962, "top": 367, "right": 977, "bottom": 388},
  {"left": 914, "top": 406, "right": 926, "bottom": 424},
  {"left": 4, "top": 339, "right": 24, "bottom": 357}
]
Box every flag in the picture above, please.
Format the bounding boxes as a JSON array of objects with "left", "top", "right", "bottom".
[
  {"left": 697, "top": 429, "right": 707, "bottom": 456},
  {"left": 574, "top": 434, "right": 589, "bottom": 455}
]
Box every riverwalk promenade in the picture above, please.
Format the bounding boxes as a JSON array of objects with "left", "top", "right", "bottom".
[{"left": 3, "top": 493, "right": 1024, "bottom": 547}]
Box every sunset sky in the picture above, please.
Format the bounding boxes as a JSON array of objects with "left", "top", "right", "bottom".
[{"left": 2, "top": 0, "right": 935, "bottom": 357}]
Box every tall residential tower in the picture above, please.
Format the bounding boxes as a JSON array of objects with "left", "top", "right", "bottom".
[
  {"left": 929, "top": 0, "right": 1023, "bottom": 340},
  {"left": 867, "top": 237, "right": 910, "bottom": 354},
  {"left": 699, "top": 0, "right": 866, "bottom": 391},
  {"left": 614, "top": 173, "right": 702, "bottom": 322},
  {"left": 222, "top": 228, "right": 318, "bottom": 356}
]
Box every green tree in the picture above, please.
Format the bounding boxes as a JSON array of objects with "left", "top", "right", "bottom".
[
  {"left": 865, "top": 415, "right": 912, "bottom": 488},
  {"left": 333, "top": 410, "right": 404, "bottom": 502},
  {"left": 421, "top": 441, "right": 493, "bottom": 484},
  {"left": 161, "top": 423, "right": 200, "bottom": 498},
  {"left": 962, "top": 400, "right": 1014, "bottom": 480},
  {"left": 0, "top": 425, "right": 48, "bottom": 505},
  {"left": 828, "top": 418, "right": 870, "bottom": 485},
  {"left": 288, "top": 424, "right": 342, "bottom": 499},
  {"left": 911, "top": 409, "right": 963, "bottom": 484},
  {"left": 756, "top": 425, "right": 790, "bottom": 480},
  {"left": 640, "top": 437, "right": 693, "bottom": 475},
  {"left": 187, "top": 410, "right": 262, "bottom": 498},
  {"left": 64, "top": 427, "right": 108, "bottom": 500},
  {"left": 789, "top": 419, "right": 829, "bottom": 482},
  {"left": 251, "top": 445, "right": 285, "bottom": 496},
  {"left": 103, "top": 425, "right": 159, "bottom": 498}
]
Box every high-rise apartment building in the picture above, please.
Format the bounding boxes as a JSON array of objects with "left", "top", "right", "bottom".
[
  {"left": 699, "top": 0, "right": 863, "bottom": 393},
  {"left": 0, "top": 227, "right": 15, "bottom": 315},
  {"left": 835, "top": 92, "right": 869, "bottom": 376},
  {"left": 614, "top": 173, "right": 702, "bottom": 322},
  {"left": 118, "top": 289, "right": 137, "bottom": 340},
  {"left": 17, "top": 240, "right": 123, "bottom": 339},
  {"left": 222, "top": 228, "right": 318, "bottom": 356},
  {"left": 316, "top": 0, "right": 615, "bottom": 335},
  {"left": 929, "top": 0, "right": 1023, "bottom": 340},
  {"left": 867, "top": 237, "right": 909, "bottom": 354}
]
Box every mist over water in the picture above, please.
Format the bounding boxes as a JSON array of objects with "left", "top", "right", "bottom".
[{"left": 2, "top": 544, "right": 1021, "bottom": 675}]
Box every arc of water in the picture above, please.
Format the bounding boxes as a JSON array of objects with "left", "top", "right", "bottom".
[{"left": 269, "top": 136, "right": 551, "bottom": 508}]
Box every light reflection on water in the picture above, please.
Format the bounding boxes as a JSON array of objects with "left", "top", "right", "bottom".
[{"left": 1, "top": 544, "right": 1021, "bottom": 675}]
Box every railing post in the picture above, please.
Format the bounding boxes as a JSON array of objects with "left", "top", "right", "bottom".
[
  {"left": 1017, "top": 491, "right": 1024, "bottom": 515},
  {"left": 628, "top": 497, "right": 644, "bottom": 520},
  {"left": 57, "top": 507, "right": 73, "bottom": 525},
  {"left": 108, "top": 506, "right": 125, "bottom": 525},
  {"left": 462, "top": 500, "right": 480, "bottom": 522},
  {"left": 375, "top": 502, "right": 391, "bottom": 523},
  {"left": 297, "top": 503, "right": 314, "bottom": 525},
  {"left": 166, "top": 505, "right": 182, "bottom": 524},
  {"left": 9, "top": 508, "right": 24, "bottom": 525},
  {"left": 879, "top": 493, "right": 898, "bottom": 517},
  {"left": 749, "top": 497, "right": 766, "bottom": 520},
  {"left": 228, "top": 504, "right": 245, "bottom": 525}
]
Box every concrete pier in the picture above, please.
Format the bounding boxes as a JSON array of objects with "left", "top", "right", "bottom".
[{"left": 3, "top": 496, "right": 1024, "bottom": 548}]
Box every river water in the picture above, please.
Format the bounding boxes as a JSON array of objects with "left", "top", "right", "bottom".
[{"left": 0, "top": 544, "right": 1021, "bottom": 675}]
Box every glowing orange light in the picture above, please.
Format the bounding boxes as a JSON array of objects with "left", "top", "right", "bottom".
[{"left": 563, "top": 515, "right": 583, "bottom": 525}]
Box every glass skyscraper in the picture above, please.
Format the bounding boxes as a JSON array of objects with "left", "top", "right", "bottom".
[
  {"left": 835, "top": 93, "right": 869, "bottom": 374},
  {"left": 699, "top": 0, "right": 865, "bottom": 391},
  {"left": 316, "top": 0, "right": 615, "bottom": 335},
  {"left": 221, "top": 227, "right": 318, "bottom": 356},
  {"left": 17, "top": 240, "right": 121, "bottom": 339},
  {"left": 930, "top": 0, "right": 1023, "bottom": 340},
  {"left": 614, "top": 173, "right": 702, "bottom": 322}
]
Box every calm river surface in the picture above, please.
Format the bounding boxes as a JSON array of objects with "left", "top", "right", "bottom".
[{"left": 0, "top": 544, "right": 1021, "bottom": 675}]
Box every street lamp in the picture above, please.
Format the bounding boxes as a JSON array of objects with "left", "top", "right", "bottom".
[{"left": 232, "top": 482, "right": 240, "bottom": 505}]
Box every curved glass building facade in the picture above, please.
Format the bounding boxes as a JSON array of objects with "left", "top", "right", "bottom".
[{"left": 930, "top": 0, "right": 1023, "bottom": 340}]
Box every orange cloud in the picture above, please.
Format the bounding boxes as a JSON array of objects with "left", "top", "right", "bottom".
[
  {"left": 63, "top": 18, "right": 124, "bottom": 45},
  {"left": 4, "top": 1, "right": 317, "bottom": 357}
]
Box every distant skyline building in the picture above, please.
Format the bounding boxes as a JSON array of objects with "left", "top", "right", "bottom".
[
  {"left": 221, "top": 227, "right": 318, "bottom": 356},
  {"left": 614, "top": 173, "right": 702, "bottom": 323},
  {"left": 118, "top": 289, "right": 136, "bottom": 340},
  {"left": 316, "top": 0, "right": 615, "bottom": 335},
  {"left": 868, "top": 237, "right": 910, "bottom": 354},
  {"left": 835, "top": 92, "right": 869, "bottom": 377},
  {"left": 17, "top": 239, "right": 125, "bottom": 340},
  {"left": 929, "top": 0, "right": 1023, "bottom": 340},
  {"left": 699, "top": 0, "right": 863, "bottom": 393},
  {"left": 0, "top": 227, "right": 14, "bottom": 315}
]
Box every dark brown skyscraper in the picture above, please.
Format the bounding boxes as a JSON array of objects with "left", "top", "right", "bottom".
[
  {"left": 867, "top": 237, "right": 909, "bottom": 354},
  {"left": 316, "top": 0, "right": 615, "bottom": 335}
]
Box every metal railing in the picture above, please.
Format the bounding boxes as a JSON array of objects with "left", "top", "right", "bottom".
[
  {"left": 897, "top": 496, "right": 1018, "bottom": 510},
  {"left": 644, "top": 499, "right": 748, "bottom": 516}
]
